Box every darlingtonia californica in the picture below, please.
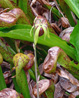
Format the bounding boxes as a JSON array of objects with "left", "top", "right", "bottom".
[
  {"left": 33, "top": 79, "right": 54, "bottom": 98},
  {"left": 0, "top": 8, "right": 30, "bottom": 27},
  {"left": 43, "top": 46, "right": 79, "bottom": 79}
]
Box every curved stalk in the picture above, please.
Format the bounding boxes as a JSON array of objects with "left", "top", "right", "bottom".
[
  {"left": 13, "top": 53, "right": 31, "bottom": 98},
  {"left": 34, "top": 43, "right": 39, "bottom": 98},
  {"left": 43, "top": 46, "right": 79, "bottom": 78}
]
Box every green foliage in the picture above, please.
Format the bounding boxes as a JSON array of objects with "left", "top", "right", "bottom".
[
  {"left": 13, "top": 53, "right": 31, "bottom": 98},
  {"left": 12, "top": 0, "right": 17, "bottom": 3},
  {"left": 70, "top": 22, "right": 79, "bottom": 62},
  {"left": 0, "top": 39, "right": 21, "bottom": 92},
  {"left": 18, "top": 0, "right": 27, "bottom": 14},
  {"left": 0, "top": 24, "right": 31, "bottom": 32},
  {"left": 0, "top": 0, "right": 79, "bottom": 97},
  {"left": 64, "top": 0, "right": 79, "bottom": 18},
  {"left": 0, "top": 54, "right": 6, "bottom": 91},
  {"left": 0, "top": 66, "right": 7, "bottom": 91},
  {"left": 0, "top": 24, "right": 76, "bottom": 61},
  {"left": 18, "top": 0, "right": 34, "bottom": 24},
  {"left": 45, "top": 82, "right": 55, "bottom": 98},
  {"left": 45, "top": 5, "right": 62, "bottom": 18},
  {"left": 0, "top": 0, "right": 14, "bottom": 9}
]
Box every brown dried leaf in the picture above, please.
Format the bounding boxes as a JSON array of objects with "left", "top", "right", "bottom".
[
  {"left": 24, "top": 53, "right": 34, "bottom": 71},
  {"left": 69, "top": 91, "right": 79, "bottom": 98},
  {"left": 43, "top": 46, "right": 70, "bottom": 73},
  {"left": 0, "top": 8, "right": 30, "bottom": 27},
  {"left": 44, "top": 72, "right": 58, "bottom": 84},
  {"left": 39, "top": 63, "right": 44, "bottom": 75},
  {"left": 33, "top": 79, "right": 51, "bottom": 96},
  {"left": 43, "top": 47, "right": 59, "bottom": 73},
  {"left": 3, "top": 71, "right": 11, "bottom": 79},
  {"left": 25, "top": 71, "right": 30, "bottom": 83},
  {"left": 38, "top": 0, "right": 51, "bottom": 6},
  {"left": 0, "top": 11, "right": 17, "bottom": 27},
  {"left": 59, "top": 27, "right": 74, "bottom": 42},
  {"left": 51, "top": 23, "right": 61, "bottom": 35},
  {"left": 61, "top": 33, "right": 71, "bottom": 42},
  {"left": 31, "top": 0, "right": 51, "bottom": 6},
  {"left": 59, "top": 27, "right": 74, "bottom": 38},
  {"left": 56, "top": 66, "right": 79, "bottom": 86},
  {"left": 59, "top": 77, "right": 78, "bottom": 92},
  {"left": 0, "top": 8, "right": 9, "bottom": 14},
  {"left": 0, "top": 88, "right": 21, "bottom": 98},
  {"left": 54, "top": 82, "right": 65, "bottom": 98},
  {"left": 1, "top": 61, "right": 10, "bottom": 69},
  {"left": 60, "top": 17, "right": 70, "bottom": 28},
  {"left": 3, "top": 71, "right": 12, "bottom": 84},
  {"left": 29, "top": 81, "right": 36, "bottom": 98}
]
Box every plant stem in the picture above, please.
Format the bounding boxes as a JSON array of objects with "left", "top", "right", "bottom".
[
  {"left": 28, "top": 69, "right": 36, "bottom": 81},
  {"left": 0, "top": 66, "right": 7, "bottom": 91},
  {"left": 16, "top": 69, "right": 31, "bottom": 98},
  {"left": 44, "top": 5, "right": 62, "bottom": 18},
  {"left": 10, "top": 64, "right": 21, "bottom": 93},
  {"left": 33, "top": 22, "right": 40, "bottom": 97},
  {"left": 34, "top": 43, "right": 39, "bottom": 98},
  {"left": 13, "top": 53, "right": 31, "bottom": 98}
]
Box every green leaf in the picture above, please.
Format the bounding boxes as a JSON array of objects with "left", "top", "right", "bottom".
[
  {"left": 12, "top": 0, "right": 17, "bottom": 3},
  {"left": 18, "top": 0, "right": 27, "bottom": 14},
  {"left": 64, "top": 0, "right": 79, "bottom": 18},
  {"left": 70, "top": 22, "right": 79, "bottom": 62},
  {"left": 0, "top": 26, "right": 76, "bottom": 61},
  {"left": 0, "top": 24, "right": 31, "bottom": 32},
  {"left": 0, "top": 66, "right": 7, "bottom": 91},
  {"left": 18, "top": 0, "right": 34, "bottom": 24}
]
